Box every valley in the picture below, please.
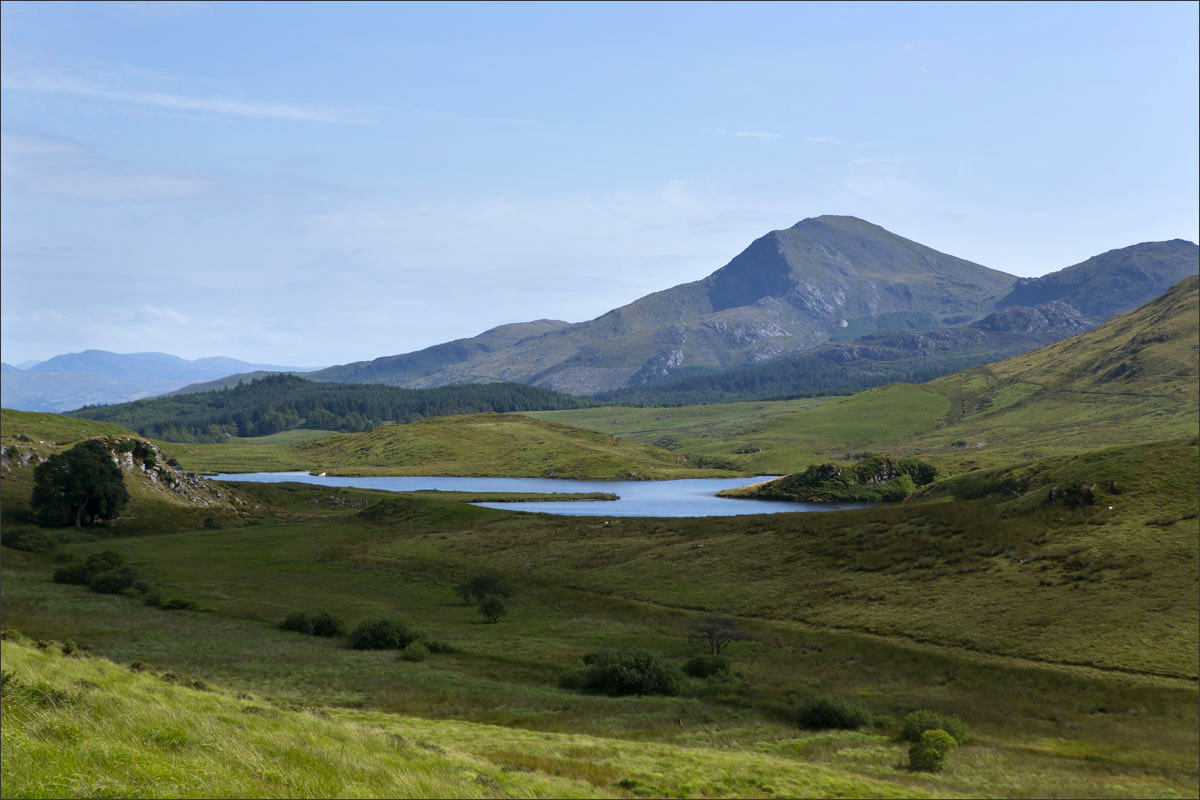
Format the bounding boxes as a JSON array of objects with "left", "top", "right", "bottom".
[{"left": 2, "top": 275, "right": 1198, "bottom": 798}]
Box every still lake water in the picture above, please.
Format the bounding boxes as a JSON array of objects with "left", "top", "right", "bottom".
[{"left": 212, "top": 472, "right": 866, "bottom": 518}]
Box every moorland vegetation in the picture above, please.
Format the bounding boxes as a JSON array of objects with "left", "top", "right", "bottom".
[{"left": 1, "top": 277, "right": 1197, "bottom": 798}]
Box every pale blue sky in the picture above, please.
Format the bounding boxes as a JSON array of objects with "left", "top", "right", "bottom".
[{"left": 2, "top": 1, "right": 1197, "bottom": 366}]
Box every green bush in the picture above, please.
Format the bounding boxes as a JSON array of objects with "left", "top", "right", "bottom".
[
  {"left": 279, "top": 611, "right": 347, "bottom": 638},
  {"left": 400, "top": 641, "right": 429, "bottom": 662},
  {"left": 902, "top": 709, "right": 969, "bottom": 745},
  {"left": 159, "top": 598, "right": 199, "bottom": 611},
  {"left": 1, "top": 526, "right": 55, "bottom": 553},
  {"left": 54, "top": 550, "right": 131, "bottom": 586},
  {"left": 682, "top": 655, "right": 730, "bottom": 679},
  {"left": 349, "top": 619, "right": 416, "bottom": 650},
  {"left": 797, "top": 693, "right": 874, "bottom": 730},
  {"left": 562, "top": 648, "right": 683, "bottom": 697},
  {"left": 52, "top": 562, "right": 91, "bottom": 585},
  {"left": 88, "top": 566, "right": 141, "bottom": 595},
  {"left": 909, "top": 728, "right": 957, "bottom": 772},
  {"left": 86, "top": 550, "right": 126, "bottom": 574}
]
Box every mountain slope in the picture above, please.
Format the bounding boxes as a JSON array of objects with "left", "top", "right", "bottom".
[
  {"left": 996, "top": 239, "right": 1198, "bottom": 319},
  {"left": 534, "top": 276, "right": 1200, "bottom": 473},
  {"left": 597, "top": 301, "right": 1093, "bottom": 405},
  {"left": 310, "top": 216, "right": 1018, "bottom": 395}
]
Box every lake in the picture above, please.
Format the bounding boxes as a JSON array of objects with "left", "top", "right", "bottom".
[{"left": 211, "top": 472, "right": 866, "bottom": 518}]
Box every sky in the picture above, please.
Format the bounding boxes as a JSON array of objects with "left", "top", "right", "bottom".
[{"left": 2, "top": 1, "right": 1197, "bottom": 367}]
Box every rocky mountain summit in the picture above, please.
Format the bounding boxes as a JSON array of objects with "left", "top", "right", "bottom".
[{"left": 312, "top": 216, "right": 1021, "bottom": 394}]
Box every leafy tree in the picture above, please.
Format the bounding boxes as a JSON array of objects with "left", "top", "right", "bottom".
[
  {"left": 31, "top": 441, "right": 130, "bottom": 528},
  {"left": 688, "top": 615, "right": 751, "bottom": 655},
  {"left": 477, "top": 593, "right": 507, "bottom": 623}
]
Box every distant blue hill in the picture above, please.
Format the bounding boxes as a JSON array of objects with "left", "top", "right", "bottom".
[{"left": 1, "top": 350, "right": 321, "bottom": 413}]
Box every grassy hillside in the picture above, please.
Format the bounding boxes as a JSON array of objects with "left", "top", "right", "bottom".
[
  {"left": 167, "top": 413, "right": 736, "bottom": 479},
  {"left": 534, "top": 277, "right": 1200, "bottom": 474},
  {"left": 2, "top": 408, "right": 139, "bottom": 445},
  {"left": 532, "top": 384, "right": 952, "bottom": 474},
  {"left": 2, "top": 638, "right": 940, "bottom": 799}
]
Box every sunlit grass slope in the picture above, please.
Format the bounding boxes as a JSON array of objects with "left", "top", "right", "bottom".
[
  {"left": 1, "top": 639, "right": 930, "bottom": 799},
  {"left": 168, "top": 413, "right": 737, "bottom": 479},
  {"left": 1, "top": 408, "right": 137, "bottom": 447}
]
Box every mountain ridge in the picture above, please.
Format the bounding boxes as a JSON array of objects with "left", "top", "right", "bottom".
[
  {"left": 308, "top": 217, "right": 1196, "bottom": 396},
  {"left": 311, "top": 215, "right": 1022, "bottom": 394},
  {"left": 1, "top": 350, "right": 320, "bottom": 413}
]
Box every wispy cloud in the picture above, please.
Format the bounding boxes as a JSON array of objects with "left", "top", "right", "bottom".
[
  {"left": 710, "top": 128, "right": 783, "bottom": 140},
  {"left": 1, "top": 70, "right": 369, "bottom": 125},
  {"left": 2, "top": 130, "right": 207, "bottom": 201},
  {"left": 412, "top": 109, "right": 537, "bottom": 127}
]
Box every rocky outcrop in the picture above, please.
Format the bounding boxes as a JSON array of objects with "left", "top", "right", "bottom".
[
  {"left": 971, "top": 302, "right": 1092, "bottom": 335},
  {"left": 2, "top": 434, "right": 249, "bottom": 512}
]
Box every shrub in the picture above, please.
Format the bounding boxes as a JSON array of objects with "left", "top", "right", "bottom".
[
  {"left": 159, "top": 598, "right": 199, "bottom": 611},
  {"left": 52, "top": 562, "right": 91, "bottom": 585},
  {"left": 562, "top": 648, "right": 683, "bottom": 697},
  {"left": 143, "top": 592, "right": 162, "bottom": 608},
  {"left": 557, "top": 668, "right": 590, "bottom": 691},
  {"left": 279, "top": 611, "right": 346, "bottom": 638},
  {"left": 909, "top": 728, "right": 957, "bottom": 772},
  {"left": 902, "top": 709, "right": 969, "bottom": 745},
  {"left": 1, "top": 526, "right": 55, "bottom": 552},
  {"left": 400, "top": 641, "right": 429, "bottom": 662},
  {"left": 85, "top": 550, "right": 126, "bottom": 574},
  {"left": 349, "top": 619, "right": 416, "bottom": 650},
  {"left": 797, "top": 693, "right": 874, "bottom": 730},
  {"left": 88, "top": 566, "right": 141, "bottom": 595},
  {"left": 477, "top": 593, "right": 507, "bottom": 623},
  {"left": 683, "top": 655, "right": 730, "bottom": 679}
]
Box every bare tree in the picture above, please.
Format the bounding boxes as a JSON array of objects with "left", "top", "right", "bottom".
[{"left": 688, "top": 615, "right": 751, "bottom": 655}]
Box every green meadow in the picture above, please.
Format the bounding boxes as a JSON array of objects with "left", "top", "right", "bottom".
[{"left": 3, "top": 434, "right": 1198, "bottom": 797}]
